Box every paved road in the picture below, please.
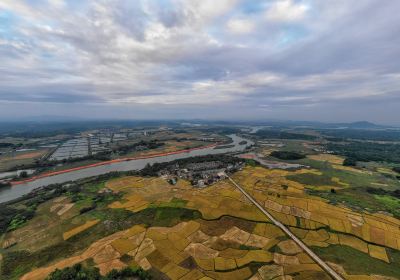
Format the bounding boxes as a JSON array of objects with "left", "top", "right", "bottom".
[{"left": 227, "top": 176, "right": 345, "bottom": 280}]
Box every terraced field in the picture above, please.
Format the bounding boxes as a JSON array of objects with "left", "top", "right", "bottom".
[
  {"left": 232, "top": 166, "right": 400, "bottom": 278},
  {"left": 4, "top": 164, "right": 397, "bottom": 280}
]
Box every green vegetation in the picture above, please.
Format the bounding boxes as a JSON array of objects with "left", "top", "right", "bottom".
[
  {"left": 112, "top": 140, "right": 165, "bottom": 156},
  {"left": 6, "top": 214, "right": 28, "bottom": 231},
  {"left": 0, "top": 181, "right": 11, "bottom": 189},
  {"left": 294, "top": 157, "right": 400, "bottom": 217},
  {"left": 148, "top": 197, "right": 187, "bottom": 208},
  {"left": 255, "top": 129, "right": 317, "bottom": 140},
  {"left": 0, "top": 205, "right": 34, "bottom": 234},
  {"left": 287, "top": 173, "right": 341, "bottom": 187},
  {"left": 151, "top": 207, "right": 201, "bottom": 227},
  {"left": 313, "top": 245, "right": 400, "bottom": 278},
  {"left": 307, "top": 187, "right": 400, "bottom": 218},
  {"left": 366, "top": 187, "right": 400, "bottom": 199},
  {"left": 47, "top": 264, "right": 151, "bottom": 280},
  {"left": 270, "top": 151, "right": 305, "bottom": 160},
  {"left": 0, "top": 142, "right": 21, "bottom": 148},
  {"left": 321, "top": 128, "right": 400, "bottom": 141},
  {"left": 47, "top": 264, "right": 101, "bottom": 280},
  {"left": 245, "top": 159, "right": 258, "bottom": 167},
  {"left": 0, "top": 207, "right": 201, "bottom": 279},
  {"left": 343, "top": 157, "right": 357, "bottom": 166},
  {"left": 2, "top": 124, "right": 400, "bottom": 280},
  {"left": 140, "top": 154, "right": 243, "bottom": 176},
  {"left": 328, "top": 141, "right": 400, "bottom": 164},
  {"left": 373, "top": 195, "right": 400, "bottom": 209}
]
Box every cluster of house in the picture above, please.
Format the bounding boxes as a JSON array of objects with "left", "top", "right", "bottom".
[{"left": 158, "top": 160, "right": 244, "bottom": 187}]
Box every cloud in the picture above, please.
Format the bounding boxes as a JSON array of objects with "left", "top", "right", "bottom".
[
  {"left": 226, "top": 18, "right": 255, "bottom": 34},
  {"left": 0, "top": 0, "right": 399, "bottom": 124},
  {"left": 265, "top": 0, "right": 309, "bottom": 22}
]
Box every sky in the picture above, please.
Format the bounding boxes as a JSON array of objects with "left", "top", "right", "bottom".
[{"left": 0, "top": 0, "right": 399, "bottom": 124}]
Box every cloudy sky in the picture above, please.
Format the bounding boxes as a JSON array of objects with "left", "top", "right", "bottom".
[{"left": 0, "top": 0, "right": 399, "bottom": 124}]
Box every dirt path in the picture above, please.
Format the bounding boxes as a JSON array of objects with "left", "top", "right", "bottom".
[{"left": 227, "top": 176, "right": 345, "bottom": 280}]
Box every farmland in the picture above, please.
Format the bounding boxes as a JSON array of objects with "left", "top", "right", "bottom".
[
  {"left": 1, "top": 162, "right": 400, "bottom": 279},
  {"left": 0, "top": 125, "right": 220, "bottom": 182},
  {"left": 1, "top": 122, "right": 400, "bottom": 279}
]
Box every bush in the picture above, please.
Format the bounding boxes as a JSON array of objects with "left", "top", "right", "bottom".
[
  {"left": 366, "top": 187, "right": 400, "bottom": 199},
  {"left": 106, "top": 267, "right": 151, "bottom": 280},
  {"left": 79, "top": 204, "right": 97, "bottom": 215},
  {"left": 245, "top": 159, "right": 257, "bottom": 167},
  {"left": 343, "top": 157, "right": 357, "bottom": 166},
  {"left": 19, "top": 171, "right": 28, "bottom": 178},
  {"left": 393, "top": 167, "right": 400, "bottom": 174},
  {"left": 0, "top": 205, "right": 35, "bottom": 233},
  {"left": 47, "top": 264, "right": 101, "bottom": 280},
  {"left": 46, "top": 264, "right": 151, "bottom": 280},
  {"left": 0, "top": 181, "right": 11, "bottom": 189}
]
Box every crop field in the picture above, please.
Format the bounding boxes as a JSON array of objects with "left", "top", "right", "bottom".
[
  {"left": 0, "top": 149, "right": 49, "bottom": 171},
  {"left": 62, "top": 219, "right": 100, "bottom": 240},
  {"left": 231, "top": 166, "right": 400, "bottom": 276},
  {"left": 106, "top": 176, "right": 266, "bottom": 221},
  {"left": 116, "top": 140, "right": 212, "bottom": 159},
  {"left": 308, "top": 154, "right": 345, "bottom": 165},
  {"left": 21, "top": 219, "right": 331, "bottom": 280},
  {"left": 2, "top": 163, "right": 400, "bottom": 279}
]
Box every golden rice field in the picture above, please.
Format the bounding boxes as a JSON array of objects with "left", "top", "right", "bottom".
[
  {"left": 106, "top": 176, "right": 266, "bottom": 221},
  {"left": 22, "top": 221, "right": 329, "bottom": 280},
  {"left": 106, "top": 168, "right": 400, "bottom": 258},
  {"left": 232, "top": 166, "right": 400, "bottom": 253},
  {"left": 308, "top": 154, "right": 345, "bottom": 165},
  {"left": 18, "top": 165, "right": 400, "bottom": 279}
]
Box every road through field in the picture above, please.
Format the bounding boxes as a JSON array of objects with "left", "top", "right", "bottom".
[{"left": 227, "top": 176, "right": 345, "bottom": 280}]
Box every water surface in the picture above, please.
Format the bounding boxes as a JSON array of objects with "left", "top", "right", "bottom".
[{"left": 0, "top": 135, "right": 252, "bottom": 203}]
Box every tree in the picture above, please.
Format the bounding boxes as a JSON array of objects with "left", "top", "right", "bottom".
[
  {"left": 343, "top": 157, "right": 357, "bottom": 166},
  {"left": 46, "top": 265, "right": 151, "bottom": 280},
  {"left": 270, "top": 151, "right": 305, "bottom": 160},
  {"left": 0, "top": 181, "right": 11, "bottom": 189},
  {"left": 19, "top": 171, "right": 28, "bottom": 178}
]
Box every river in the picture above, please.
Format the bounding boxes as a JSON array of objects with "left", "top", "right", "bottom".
[{"left": 0, "top": 135, "right": 253, "bottom": 204}]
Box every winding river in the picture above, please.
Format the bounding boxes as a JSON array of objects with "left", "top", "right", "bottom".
[{"left": 0, "top": 135, "right": 253, "bottom": 204}]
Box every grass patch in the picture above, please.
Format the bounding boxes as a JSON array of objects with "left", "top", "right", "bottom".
[
  {"left": 239, "top": 244, "right": 259, "bottom": 250},
  {"left": 148, "top": 197, "right": 187, "bottom": 208},
  {"left": 313, "top": 245, "right": 400, "bottom": 278},
  {"left": 307, "top": 187, "right": 400, "bottom": 218},
  {"left": 287, "top": 173, "right": 341, "bottom": 187},
  {"left": 373, "top": 195, "right": 400, "bottom": 209}
]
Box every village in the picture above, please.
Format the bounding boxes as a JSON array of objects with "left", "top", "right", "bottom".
[{"left": 158, "top": 160, "right": 245, "bottom": 187}]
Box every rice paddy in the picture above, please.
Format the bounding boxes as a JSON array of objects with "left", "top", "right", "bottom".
[
  {"left": 21, "top": 221, "right": 325, "bottom": 280},
  {"left": 4, "top": 164, "right": 400, "bottom": 279}
]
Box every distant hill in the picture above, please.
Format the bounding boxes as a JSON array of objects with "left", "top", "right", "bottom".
[{"left": 336, "top": 121, "right": 386, "bottom": 129}]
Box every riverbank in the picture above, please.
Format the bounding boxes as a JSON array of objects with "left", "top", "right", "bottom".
[
  {"left": 0, "top": 135, "right": 253, "bottom": 204},
  {"left": 11, "top": 143, "right": 219, "bottom": 185}
]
